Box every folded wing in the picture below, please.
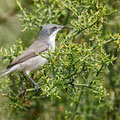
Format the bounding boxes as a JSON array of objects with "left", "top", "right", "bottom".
[{"left": 7, "top": 40, "right": 48, "bottom": 68}]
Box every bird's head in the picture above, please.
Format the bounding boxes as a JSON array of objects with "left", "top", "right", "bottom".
[{"left": 39, "top": 24, "right": 65, "bottom": 40}]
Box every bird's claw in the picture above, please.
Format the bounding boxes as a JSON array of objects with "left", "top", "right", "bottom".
[
  {"left": 34, "top": 85, "right": 38, "bottom": 91},
  {"left": 18, "top": 89, "right": 26, "bottom": 97}
]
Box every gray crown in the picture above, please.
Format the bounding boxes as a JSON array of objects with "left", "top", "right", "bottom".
[{"left": 39, "top": 24, "right": 65, "bottom": 37}]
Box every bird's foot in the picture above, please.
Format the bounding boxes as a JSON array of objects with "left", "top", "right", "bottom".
[
  {"left": 18, "top": 88, "right": 26, "bottom": 97},
  {"left": 34, "top": 85, "right": 38, "bottom": 91}
]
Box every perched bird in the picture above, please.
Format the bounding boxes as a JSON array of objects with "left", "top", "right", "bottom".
[{"left": 0, "top": 24, "right": 65, "bottom": 95}]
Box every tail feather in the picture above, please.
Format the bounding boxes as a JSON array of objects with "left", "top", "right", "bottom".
[{"left": 0, "top": 69, "right": 10, "bottom": 78}]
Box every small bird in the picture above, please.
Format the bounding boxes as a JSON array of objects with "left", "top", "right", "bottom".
[{"left": 0, "top": 24, "right": 65, "bottom": 95}]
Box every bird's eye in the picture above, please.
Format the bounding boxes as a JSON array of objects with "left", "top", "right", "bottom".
[{"left": 52, "top": 26, "right": 57, "bottom": 31}]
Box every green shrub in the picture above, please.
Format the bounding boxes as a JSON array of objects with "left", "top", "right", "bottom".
[{"left": 0, "top": 0, "right": 120, "bottom": 119}]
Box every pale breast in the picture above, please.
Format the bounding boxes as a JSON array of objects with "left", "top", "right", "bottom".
[{"left": 19, "top": 56, "right": 48, "bottom": 72}]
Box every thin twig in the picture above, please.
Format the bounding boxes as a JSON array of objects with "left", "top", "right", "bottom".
[
  {"left": 8, "top": 82, "right": 21, "bottom": 87},
  {"left": 72, "top": 87, "right": 84, "bottom": 120},
  {"left": 93, "top": 64, "right": 104, "bottom": 81},
  {"left": 73, "top": 83, "right": 90, "bottom": 88}
]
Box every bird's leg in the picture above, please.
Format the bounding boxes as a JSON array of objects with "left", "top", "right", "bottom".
[
  {"left": 19, "top": 72, "right": 26, "bottom": 96},
  {"left": 20, "top": 73, "right": 24, "bottom": 90},
  {"left": 26, "top": 73, "right": 38, "bottom": 91}
]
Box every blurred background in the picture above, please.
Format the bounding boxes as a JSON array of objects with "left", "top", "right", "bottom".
[
  {"left": 0, "top": 0, "right": 37, "bottom": 50},
  {"left": 0, "top": 0, "right": 120, "bottom": 120}
]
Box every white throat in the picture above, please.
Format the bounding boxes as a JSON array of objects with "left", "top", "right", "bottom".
[{"left": 48, "top": 29, "right": 60, "bottom": 51}]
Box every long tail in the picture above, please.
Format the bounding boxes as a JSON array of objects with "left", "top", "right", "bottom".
[{"left": 0, "top": 68, "right": 11, "bottom": 78}]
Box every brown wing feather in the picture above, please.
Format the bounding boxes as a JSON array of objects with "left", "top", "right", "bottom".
[{"left": 7, "top": 40, "right": 48, "bottom": 68}]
